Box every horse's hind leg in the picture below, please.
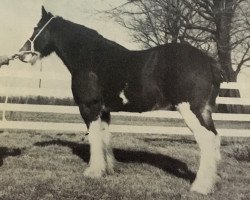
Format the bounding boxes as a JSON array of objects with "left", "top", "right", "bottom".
[
  {"left": 177, "top": 102, "right": 220, "bottom": 195},
  {"left": 199, "top": 103, "right": 221, "bottom": 162}
]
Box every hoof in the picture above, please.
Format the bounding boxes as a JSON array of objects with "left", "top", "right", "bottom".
[
  {"left": 106, "top": 166, "right": 115, "bottom": 175},
  {"left": 190, "top": 181, "right": 214, "bottom": 195},
  {"left": 84, "top": 167, "right": 104, "bottom": 178},
  {"left": 106, "top": 159, "right": 115, "bottom": 175},
  {"left": 190, "top": 174, "right": 220, "bottom": 195},
  {"left": 216, "top": 151, "right": 221, "bottom": 162}
]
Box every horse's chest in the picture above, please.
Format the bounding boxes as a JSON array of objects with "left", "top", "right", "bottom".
[{"left": 71, "top": 70, "right": 102, "bottom": 105}]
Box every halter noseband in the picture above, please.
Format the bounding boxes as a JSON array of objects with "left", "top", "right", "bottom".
[{"left": 21, "top": 16, "right": 55, "bottom": 55}]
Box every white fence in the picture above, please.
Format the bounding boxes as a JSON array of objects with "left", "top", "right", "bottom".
[{"left": 0, "top": 69, "right": 250, "bottom": 137}]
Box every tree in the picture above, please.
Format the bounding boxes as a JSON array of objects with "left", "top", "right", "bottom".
[
  {"left": 185, "top": 0, "right": 250, "bottom": 81},
  {"left": 183, "top": 0, "right": 250, "bottom": 112},
  {"left": 108, "top": 0, "right": 250, "bottom": 77},
  {"left": 231, "top": 0, "right": 250, "bottom": 76},
  {"left": 107, "top": 0, "right": 197, "bottom": 48},
  {"left": 107, "top": 0, "right": 250, "bottom": 112}
]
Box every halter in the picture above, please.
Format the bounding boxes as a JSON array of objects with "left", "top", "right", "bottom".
[{"left": 21, "top": 16, "right": 55, "bottom": 55}]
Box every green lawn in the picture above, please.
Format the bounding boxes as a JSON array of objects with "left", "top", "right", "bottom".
[{"left": 0, "top": 130, "right": 249, "bottom": 200}]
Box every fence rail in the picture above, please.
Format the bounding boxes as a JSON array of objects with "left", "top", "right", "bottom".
[
  {"left": 0, "top": 69, "right": 249, "bottom": 137},
  {"left": 1, "top": 86, "right": 250, "bottom": 105},
  {"left": 1, "top": 120, "right": 249, "bottom": 137},
  {"left": 1, "top": 103, "right": 250, "bottom": 122}
]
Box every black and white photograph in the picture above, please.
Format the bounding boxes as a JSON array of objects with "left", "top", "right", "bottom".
[{"left": 0, "top": 0, "right": 249, "bottom": 199}]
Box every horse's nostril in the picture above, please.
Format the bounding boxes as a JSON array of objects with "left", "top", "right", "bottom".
[
  {"left": 18, "top": 54, "right": 27, "bottom": 63},
  {"left": 19, "top": 55, "right": 24, "bottom": 60}
]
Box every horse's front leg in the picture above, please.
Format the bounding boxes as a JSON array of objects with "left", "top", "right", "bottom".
[
  {"left": 79, "top": 103, "right": 114, "bottom": 178},
  {"left": 100, "top": 108, "right": 115, "bottom": 174}
]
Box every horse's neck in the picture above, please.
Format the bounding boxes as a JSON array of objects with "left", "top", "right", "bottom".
[
  {"left": 53, "top": 26, "right": 130, "bottom": 74},
  {"left": 53, "top": 38, "right": 82, "bottom": 73}
]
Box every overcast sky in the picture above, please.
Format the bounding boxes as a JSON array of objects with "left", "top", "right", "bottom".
[
  {"left": 0, "top": 0, "right": 139, "bottom": 74},
  {"left": 0, "top": 0, "right": 138, "bottom": 54},
  {"left": 0, "top": 0, "right": 249, "bottom": 95}
]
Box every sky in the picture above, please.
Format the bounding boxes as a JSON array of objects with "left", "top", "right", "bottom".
[
  {"left": 0, "top": 0, "right": 137, "bottom": 73},
  {"left": 0, "top": 0, "right": 140, "bottom": 90},
  {"left": 0, "top": 0, "right": 249, "bottom": 96},
  {"left": 0, "top": 0, "right": 137, "bottom": 55}
]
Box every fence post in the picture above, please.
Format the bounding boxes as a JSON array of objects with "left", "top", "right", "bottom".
[{"left": 2, "top": 94, "right": 8, "bottom": 121}]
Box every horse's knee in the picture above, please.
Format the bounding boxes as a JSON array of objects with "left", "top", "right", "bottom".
[
  {"left": 100, "top": 107, "right": 111, "bottom": 124},
  {"left": 78, "top": 102, "right": 102, "bottom": 129}
]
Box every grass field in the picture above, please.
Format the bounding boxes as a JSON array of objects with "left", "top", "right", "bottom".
[
  {"left": 0, "top": 130, "right": 249, "bottom": 200},
  {"left": 0, "top": 111, "right": 249, "bottom": 199}
]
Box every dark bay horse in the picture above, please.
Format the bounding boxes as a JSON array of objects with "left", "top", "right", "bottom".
[{"left": 19, "top": 6, "right": 222, "bottom": 194}]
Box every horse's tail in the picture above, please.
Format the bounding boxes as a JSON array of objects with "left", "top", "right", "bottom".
[
  {"left": 210, "top": 58, "right": 228, "bottom": 86},
  {"left": 208, "top": 58, "right": 228, "bottom": 107}
]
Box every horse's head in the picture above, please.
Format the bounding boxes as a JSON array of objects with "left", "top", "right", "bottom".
[{"left": 19, "top": 6, "right": 55, "bottom": 65}]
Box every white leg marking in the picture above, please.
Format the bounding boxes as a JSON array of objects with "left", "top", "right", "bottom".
[
  {"left": 201, "top": 103, "right": 221, "bottom": 162},
  {"left": 215, "top": 134, "right": 221, "bottom": 162},
  {"left": 84, "top": 118, "right": 106, "bottom": 178},
  {"left": 119, "top": 90, "right": 129, "bottom": 104},
  {"left": 102, "top": 121, "right": 115, "bottom": 174},
  {"left": 177, "top": 102, "right": 220, "bottom": 195}
]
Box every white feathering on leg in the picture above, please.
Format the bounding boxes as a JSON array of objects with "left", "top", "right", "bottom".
[
  {"left": 84, "top": 118, "right": 106, "bottom": 178},
  {"left": 101, "top": 121, "right": 115, "bottom": 174},
  {"left": 177, "top": 102, "right": 220, "bottom": 195}
]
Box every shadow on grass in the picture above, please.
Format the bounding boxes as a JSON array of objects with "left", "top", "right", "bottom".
[
  {"left": 35, "top": 140, "right": 195, "bottom": 183},
  {"left": 0, "top": 147, "right": 22, "bottom": 166},
  {"left": 143, "top": 137, "right": 197, "bottom": 145}
]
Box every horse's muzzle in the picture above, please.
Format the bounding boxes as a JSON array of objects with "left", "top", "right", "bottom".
[
  {"left": 18, "top": 52, "right": 40, "bottom": 65},
  {"left": 18, "top": 53, "right": 29, "bottom": 63}
]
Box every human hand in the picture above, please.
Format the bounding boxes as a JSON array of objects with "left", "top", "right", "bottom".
[{"left": 0, "top": 56, "right": 9, "bottom": 66}]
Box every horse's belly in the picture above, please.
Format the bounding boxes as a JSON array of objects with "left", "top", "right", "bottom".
[{"left": 111, "top": 84, "right": 170, "bottom": 112}]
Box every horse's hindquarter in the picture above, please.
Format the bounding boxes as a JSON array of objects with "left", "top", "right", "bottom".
[
  {"left": 157, "top": 44, "right": 219, "bottom": 107},
  {"left": 125, "top": 44, "right": 219, "bottom": 111}
]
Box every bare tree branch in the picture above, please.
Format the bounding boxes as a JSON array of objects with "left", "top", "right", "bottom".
[{"left": 235, "top": 43, "right": 250, "bottom": 75}]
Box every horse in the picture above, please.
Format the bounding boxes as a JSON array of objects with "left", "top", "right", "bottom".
[{"left": 19, "top": 6, "right": 222, "bottom": 195}]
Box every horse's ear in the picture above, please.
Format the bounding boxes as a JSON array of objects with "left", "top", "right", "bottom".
[{"left": 41, "top": 6, "right": 47, "bottom": 17}]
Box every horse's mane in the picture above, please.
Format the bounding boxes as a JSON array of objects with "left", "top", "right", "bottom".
[{"left": 55, "top": 16, "right": 128, "bottom": 51}]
